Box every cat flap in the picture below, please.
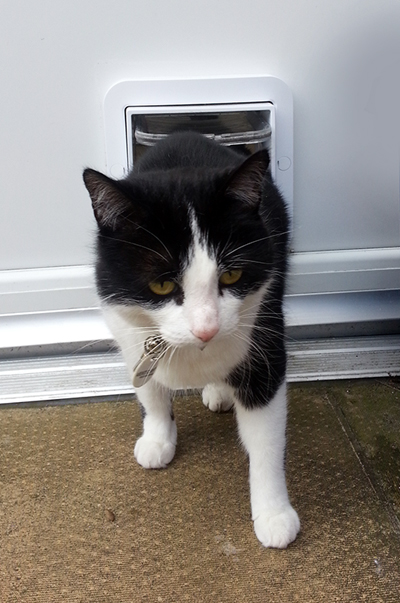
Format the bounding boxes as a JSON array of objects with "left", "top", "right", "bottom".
[
  {"left": 83, "top": 169, "right": 134, "bottom": 230},
  {"left": 225, "top": 149, "right": 270, "bottom": 209}
]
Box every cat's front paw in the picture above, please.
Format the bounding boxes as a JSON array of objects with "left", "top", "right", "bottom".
[
  {"left": 134, "top": 435, "right": 176, "bottom": 469},
  {"left": 253, "top": 505, "right": 300, "bottom": 549},
  {"left": 202, "top": 383, "right": 234, "bottom": 413}
]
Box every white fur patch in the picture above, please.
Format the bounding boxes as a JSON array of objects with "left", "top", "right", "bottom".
[
  {"left": 202, "top": 383, "right": 235, "bottom": 412},
  {"left": 181, "top": 218, "right": 220, "bottom": 343},
  {"left": 235, "top": 382, "right": 300, "bottom": 548},
  {"left": 133, "top": 380, "right": 177, "bottom": 469}
]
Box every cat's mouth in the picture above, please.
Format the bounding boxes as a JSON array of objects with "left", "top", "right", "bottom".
[{"left": 169, "top": 338, "right": 211, "bottom": 352}]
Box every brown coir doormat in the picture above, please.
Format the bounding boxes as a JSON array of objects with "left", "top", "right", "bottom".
[{"left": 1, "top": 384, "right": 399, "bottom": 602}]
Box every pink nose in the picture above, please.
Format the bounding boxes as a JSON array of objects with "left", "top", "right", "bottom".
[{"left": 191, "top": 325, "right": 219, "bottom": 342}]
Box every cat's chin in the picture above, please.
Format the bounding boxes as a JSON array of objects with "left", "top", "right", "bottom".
[
  {"left": 162, "top": 340, "right": 212, "bottom": 354},
  {"left": 189, "top": 337, "right": 213, "bottom": 351}
]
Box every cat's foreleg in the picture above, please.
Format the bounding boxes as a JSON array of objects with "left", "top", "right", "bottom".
[
  {"left": 133, "top": 380, "right": 177, "bottom": 469},
  {"left": 235, "top": 381, "right": 300, "bottom": 548}
]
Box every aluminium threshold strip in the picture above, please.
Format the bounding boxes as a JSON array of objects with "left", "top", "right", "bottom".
[{"left": 0, "top": 335, "right": 399, "bottom": 405}]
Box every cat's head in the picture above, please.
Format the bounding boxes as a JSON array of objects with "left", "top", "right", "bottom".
[{"left": 83, "top": 143, "right": 288, "bottom": 349}]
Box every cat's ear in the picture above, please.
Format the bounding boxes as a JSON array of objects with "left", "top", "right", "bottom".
[
  {"left": 225, "top": 149, "right": 270, "bottom": 208},
  {"left": 83, "top": 168, "right": 132, "bottom": 230}
]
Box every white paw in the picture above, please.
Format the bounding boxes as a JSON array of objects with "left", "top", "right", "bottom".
[
  {"left": 202, "top": 383, "right": 234, "bottom": 413},
  {"left": 253, "top": 505, "right": 300, "bottom": 549},
  {"left": 134, "top": 428, "right": 177, "bottom": 469}
]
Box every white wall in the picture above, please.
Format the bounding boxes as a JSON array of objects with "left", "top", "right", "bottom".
[{"left": 0, "top": 0, "right": 399, "bottom": 271}]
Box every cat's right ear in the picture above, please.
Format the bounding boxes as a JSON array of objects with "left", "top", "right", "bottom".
[
  {"left": 83, "top": 168, "right": 132, "bottom": 230},
  {"left": 224, "top": 149, "right": 270, "bottom": 210}
]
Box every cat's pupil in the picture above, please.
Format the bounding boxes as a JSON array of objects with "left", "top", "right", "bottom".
[{"left": 149, "top": 280, "right": 176, "bottom": 296}]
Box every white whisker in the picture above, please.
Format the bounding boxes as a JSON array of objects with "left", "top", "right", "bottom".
[
  {"left": 127, "top": 220, "right": 173, "bottom": 260},
  {"left": 99, "top": 234, "right": 169, "bottom": 263},
  {"left": 225, "top": 235, "right": 271, "bottom": 258}
]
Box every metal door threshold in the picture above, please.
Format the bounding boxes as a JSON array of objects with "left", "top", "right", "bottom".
[
  {"left": 0, "top": 335, "right": 399, "bottom": 405},
  {"left": 287, "top": 335, "right": 400, "bottom": 382}
]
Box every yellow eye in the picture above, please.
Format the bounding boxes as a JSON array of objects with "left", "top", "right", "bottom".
[
  {"left": 219, "top": 269, "right": 243, "bottom": 286},
  {"left": 149, "top": 280, "right": 176, "bottom": 296}
]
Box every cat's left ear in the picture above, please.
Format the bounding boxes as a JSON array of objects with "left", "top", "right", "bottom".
[
  {"left": 83, "top": 168, "right": 132, "bottom": 230},
  {"left": 225, "top": 149, "right": 270, "bottom": 209}
]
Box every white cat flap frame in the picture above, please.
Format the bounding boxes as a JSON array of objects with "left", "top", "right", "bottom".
[{"left": 103, "top": 77, "right": 293, "bottom": 215}]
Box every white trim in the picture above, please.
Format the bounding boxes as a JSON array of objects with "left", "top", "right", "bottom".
[
  {"left": 0, "top": 265, "right": 97, "bottom": 315},
  {"left": 0, "top": 265, "right": 94, "bottom": 291},
  {"left": 288, "top": 247, "right": 400, "bottom": 295},
  {"left": 285, "top": 290, "right": 400, "bottom": 336},
  {"left": 0, "top": 247, "right": 399, "bottom": 354},
  {"left": 0, "top": 265, "right": 112, "bottom": 356},
  {"left": 1, "top": 247, "right": 398, "bottom": 314},
  {"left": 0, "top": 311, "right": 112, "bottom": 356}
]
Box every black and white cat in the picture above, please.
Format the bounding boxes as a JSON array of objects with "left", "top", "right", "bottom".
[{"left": 83, "top": 131, "right": 300, "bottom": 548}]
